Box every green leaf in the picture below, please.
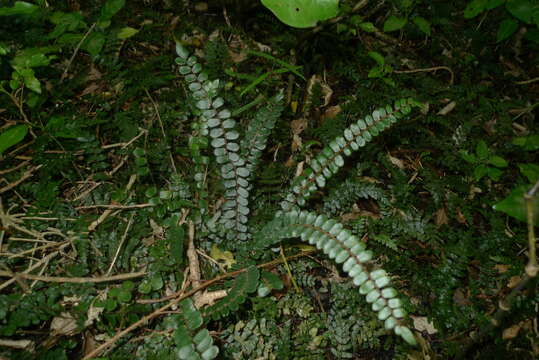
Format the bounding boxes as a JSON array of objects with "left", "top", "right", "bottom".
[
  {"left": 261, "top": 270, "right": 284, "bottom": 291},
  {"left": 180, "top": 298, "right": 203, "bottom": 329},
  {"left": 261, "top": 0, "right": 339, "bottom": 28},
  {"left": 486, "top": 0, "right": 505, "bottom": 10},
  {"left": 488, "top": 155, "right": 508, "bottom": 168},
  {"left": 464, "top": 0, "right": 488, "bottom": 19},
  {"left": 512, "top": 135, "right": 539, "bottom": 151},
  {"left": 358, "top": 22, "right": 377, "bottom": 33},
  {"left": 168, "top": 225, "right": 184, "bottom": 265},
  {"left": 117, "top": 26, "right": 139, "bottom": 39},
  {"left": 138, "top": 280, "right": 152, "bottom": 294},
  {"left": 368, "top": 51, "right": 385, "bottom": 66},
  {"left": 0, "top": 1, "right": 39, "bottom": 16},
  {"left": 14, "top": 67, "right": 41, "bottom": 93},
  {"left": 459, "top": 150, "right": 477, "bottom": 163},
  {"left": 475, "top": 140, "right": 489, "bottom": 159},
  {"left": 12, "top": 48, "right": 51, "bottom": 68},
  {"left": 99, "top": 0, "right": 125, "bottom": 23},
  {"left": 0, "top": 125, "right": 28, "bottom": 156},
  {"left": 493, "top": 185, "right": 539, "bottom": 225},
  {"left": 117, "top": 290, "right": 132, "bottom": 303},
  {"left": 496, "top": 18, "right": 519, "bottom": 42},
  {"left": 486, "top": 167, "right": 503, "bottom": 181},
  {"left": 506, "top": 0, "right": 538, "bottom": 24},
  {"left": 82, "top": 32, "right": 105, "bottom": 57},
  {"left": 518, "top": 163, "right": 539, "bottom": 183},
  {"left": 150, "top": 274, "right": 164, "bottom": 290},
  {"left": 368, "top": 66, "right": 383, "bottom": 78},
  {"left": 0, "top": 43, "right": 8, "bottom": 55},
  {"left": 412, "top": 16, "right": 431, "bottom": 36},
  {"left": 45, "top": 115, "right": 81, "bottom": 138},
  {"left": 474, "top": 164, "right": 490, "bottom": 180},
  {"left": 383, "top": 15, "right": 408, "bottom": 32}
]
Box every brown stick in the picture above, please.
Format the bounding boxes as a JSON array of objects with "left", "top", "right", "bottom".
[
  {"left": 0, "top": 270, "right": 146, "bottom": 283},
  {"left": 0, "top": 165, "right": 42, "bottom": 194},
  {"left": 82, "top": 249, "right": 317, "bottom": 359},
  {"left": 77, "top": 203, "right": 153, "bottom": 210},
  {"left": 394, "top": 66, "right": 454, "bottom": 85}
]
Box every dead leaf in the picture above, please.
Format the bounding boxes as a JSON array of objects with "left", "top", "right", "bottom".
[
  {"left": 79, "top": 83, "right": 101, "bottom": 97},
  {"left": 494, "top": 264, "right": 509, "bottom": 274},
  {"left": 50, "top": 312, "right": 78, "bottom": 336},
  {"left": 194, "top": 290, "right": 227, "bottom": 308},
  {"left": 321, "top": 105, "right": 341, "bottom": 121},
  {"left": 292, "top": 134, "right": 303, "bottom": 152},
  {"left": 0, "top": 339, "right": 35, "bottom": 352},
  {"left": 85, "top": 293, "right": 106, "bottom": 327},
  {"left": 210, "top": 244, "right": 236, "bottom": 269},
  {"left": 83, "top": 330, "right": 98, "bottom": 356},
  {"left": 194, "top": 2, "right": 208, "bottom": 12},
  {"left": 507, "top": 275, "right": 521, "bottom": 288},
  {"left": 294, "top": 161, "right": 304, "bottom": 178},
  {"left": 437, "top": 101, "right": 456, "bottom": 115},
  {"left": 435, "top": 208, "right": 448, "bottom": 226},
  {"left": 285, "top": 155, "right": 295, "bottom": 168},
  {"left": 455, "top": 208, "right": 467, "bottom": 224},
  {"left": 305, "top": 75, "right": 333, "bottom": 110},
  {"left": 291, "top": 117, "right": 308, "bottom": 136},
  {"left": 411, "top": 316, "right": 438, "bottom": 335},
  {"left": 502, "top": 323, "right": 521, "bottom": 340},
  {"left": 228, "top": 34, "right": 249, "bottom": 63},
  {"left": 453, "top": 288, "right": 472, "bottom": 306},
  {"left": 388, "top": 154, "right": 405, "bottom": 169}
]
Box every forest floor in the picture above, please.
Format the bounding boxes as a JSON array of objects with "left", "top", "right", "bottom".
[{"left": 0, "top": 1, "right": 538, "bottom": 359}]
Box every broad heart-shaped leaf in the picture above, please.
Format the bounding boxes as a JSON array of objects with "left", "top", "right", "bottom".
[
  {"left": 0, "top": 125, "right": 28, "bottom": 155},
  {"left": 412, "top": 16, "right": 431, "bottom": 36},
  {"left": 99, "top": 0, "right": 125, "bottom": 22},
  {"left": 464, "top": 0, "right": 488, "bottom": 19},
  {"left": 261, "top": 0, "right": 339, "bottom": 28},
  {"left": 383, "top": 15, "right": 408, "bottom": 32},
  {"left": 496, "top": 18, "right": 519, "bottom": 42},
  {"left": 82, "top": 32, "right": 105, "bottom": 57},
  {"left": 493, "top": 185, "right": 539, "bottom": 225},
  {"left": 506, "top": 0, "right": 538, "bottom": 24}
]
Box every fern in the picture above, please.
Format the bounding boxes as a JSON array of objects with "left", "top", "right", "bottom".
[
  {"left": 323, "top": 179, "right": 389, "bottom": 216},
  {"left": 255, "top": 210, "right": 416, "bottom": 345},
  {"left": 176, "top": 44, "right": 252, "bottom": 241},
  {"left": 282, "top": 98, "right": 422, "bottom": 211},
  {"left": 175, "top": 43, "right": 420, "bottom": 347},
  {"left": 171, "top": 298, "right": 219, "bottom": 360},
  {"left": 204, "top": 265, "right": 259, "bottom": 320},
  {"left": 240, "top": 92, "right": 285, "bottom": 178}
]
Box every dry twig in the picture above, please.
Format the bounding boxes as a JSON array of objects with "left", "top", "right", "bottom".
[{"left": 84, "top": 249, "right": 317, "bottom": 359}]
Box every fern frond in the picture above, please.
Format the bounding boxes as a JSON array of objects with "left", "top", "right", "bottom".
[
  {"left": 176, "top": 43, "right": 251, "bottom": 241},
  {"left": 171, "top": 298, "right": 219, "bottom": 359},
  {"left": 254, "top": 210, "right": 416, "bottom": 345},
  {"left": 204, "top": 265, "right": 259, "bottom": 320},
  {"left": 240, "top": 92, "right": 285, "bottom": 177},
  {"left": 281, "top": 99, "right": 422, "bottom": 211},
  {"left": 323, "top": 179, "right": 389, "bottom": 215}
]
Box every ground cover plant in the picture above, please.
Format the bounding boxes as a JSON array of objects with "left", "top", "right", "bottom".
[{"left": 0, "top": 0, "right": 538, "bottom": 359}]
